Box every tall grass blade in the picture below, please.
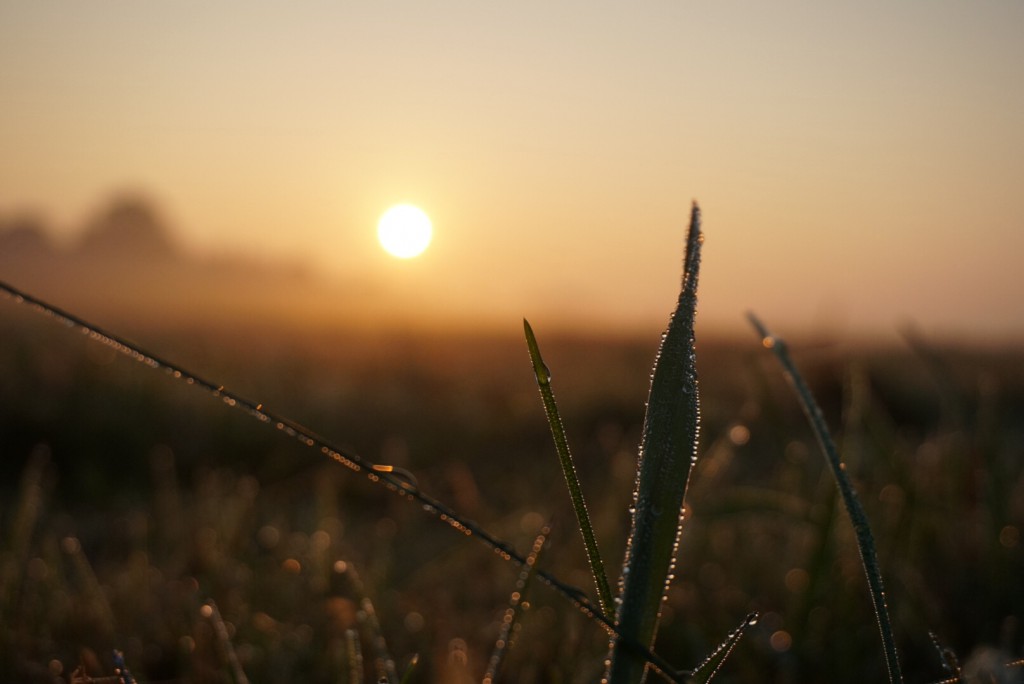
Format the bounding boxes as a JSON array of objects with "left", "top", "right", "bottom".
[
  {"left": 483, "top": 525, "right": 549, "bottom": 683},
  {"left": 747, "top": 313, "right": 904, "bottom": 684},
  {"left": 687, "top": 612, "right": 760, "bottom": 684},
  {"left": 335, "top": 562, "right": 398, "bottom": 683},
  {"left": 523, "top": 319, "right": 613, "bottom": 616},
  {"left": 608, "top": 202, "right": 703, "bottom": 684},
  {"left": 0, "top": 278, "right": 683, "bottom": 679}
]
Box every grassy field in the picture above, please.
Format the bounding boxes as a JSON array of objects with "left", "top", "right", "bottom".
[{"left": 1, "top": 301, "right": 1022, "bottom": 683}]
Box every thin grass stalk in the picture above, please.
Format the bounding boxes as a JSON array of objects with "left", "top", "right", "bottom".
[
  {"left": 608, "top": 203, "right": 704, "bottom": 684},
  {"left": 202, "top": 600, "right": 250, "bottom": 684},
  {"left": 523, "top": 320, "right": 613, "bottom": 616},
  {"left": 747, "top": 313, "right": 903, "bottom": 684},
  {"left": 928, "top": 631, "right": 964, "bottom": 683},
  {"left": 686, "top": 612, "right": 760, "bottom": 684},
  {"left": 0, "top": 279, "right": 684, "bottom": 681},
  {"left": 483, "top": 526, "right": 549, "bottom": 683},
  {"left": 361, "top": 598, "right": 398, "bottom": 683},
  {"left": 335, "top": 562, "right": 398, "bottom": 683}
]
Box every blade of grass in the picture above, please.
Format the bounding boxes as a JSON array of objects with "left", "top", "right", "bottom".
[
  {"left": 335, "top": 562, "right": 398, "bottom": 684},
  {"left": 928, "top": 631, "right": 964, "bottom": 683},
  {"left": 608, "top": 202, "right": 704, "bottom": 684},
  {"left": 747, "top": 313, "right": 903, "bottom": 684},
  {"left": 483, "top": 525, "right": 550, "bottom": 684},
  {"left": 687, "top": 612, "right": 760, "bottom": 684},
  {"left": 523, "top": 320, "right": 613, "bottom": 616}
]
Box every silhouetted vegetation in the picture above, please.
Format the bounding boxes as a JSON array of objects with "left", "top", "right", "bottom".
[{"left": 1, "top": 293, "right": 1022, "bottom": 681}]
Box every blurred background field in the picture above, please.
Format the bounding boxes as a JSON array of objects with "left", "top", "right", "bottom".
[{"left": 2, "top": 298, "right": 1022, "bottom": 683}]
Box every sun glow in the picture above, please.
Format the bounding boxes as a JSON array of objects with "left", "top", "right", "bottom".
[{"left": 377, "top": 205, "right": 432, "bottom": 259}]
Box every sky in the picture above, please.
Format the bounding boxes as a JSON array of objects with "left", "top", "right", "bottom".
[{"left": 1, "top": 1, "right": 1023, "bottom": 342}]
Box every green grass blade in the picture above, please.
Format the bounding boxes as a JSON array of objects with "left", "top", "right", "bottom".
[
  {"left": 687, "top": 612, "right": 759, "bottom": 684},
  {"left": 747, "top": 313, "right": 904, "bottom": 684},
  {"left": 335, "top": 562, "right": 399, "bottom": 683},
  {"left": 523, "top": 319, "right": 614, "bottom": 617},
  {"left": 608, "top": 203, "right": 704, "bottom": 684}
]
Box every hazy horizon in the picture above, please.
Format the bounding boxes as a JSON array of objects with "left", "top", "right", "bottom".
[{"left": 2, "top": 2, "right": 1023, "bottom": 343}]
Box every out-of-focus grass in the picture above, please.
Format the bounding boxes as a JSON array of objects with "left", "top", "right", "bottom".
[{"left": 1, "top": 302, "right": 1023, "bottom": 682}]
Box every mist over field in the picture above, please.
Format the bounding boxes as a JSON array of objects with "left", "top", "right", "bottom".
[{"left": 0, "top": 193, "right": 399, "bottom": 335}]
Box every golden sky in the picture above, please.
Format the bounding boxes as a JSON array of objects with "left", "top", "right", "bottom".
[{"left": 2, "top": 2, "right": 1022, "bottom": 341}]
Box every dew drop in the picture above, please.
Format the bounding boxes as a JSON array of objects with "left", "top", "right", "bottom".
[{"left": 537, "top": 362, "right": 552, "bottom": 385}]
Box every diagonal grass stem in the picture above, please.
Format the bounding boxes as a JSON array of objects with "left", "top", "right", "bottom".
[
  {"left": 483, "top": 525, "right": 550, "bottom": 683},
  {"left": 687, "top": 612, "right": 760, "bottom": 684}
]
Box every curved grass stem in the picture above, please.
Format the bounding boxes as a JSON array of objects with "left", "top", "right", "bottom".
[{"left": 747, "top": 313, "right": 903, "bottom": 684}]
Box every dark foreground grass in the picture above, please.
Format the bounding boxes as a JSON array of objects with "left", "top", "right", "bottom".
[{"left": 1, "top": 292, "right": 1023, "bottom": 682}]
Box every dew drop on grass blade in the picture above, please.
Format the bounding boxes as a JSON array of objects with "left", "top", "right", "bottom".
[
  {"left": 687, "top": 612, "right": 760, "bottom": 684},
  {"left": 608, "top": 203, "right": 703, "bottom": 684},
  {"left": 928, "top": 631, "right": 964, "bottom": 683}
]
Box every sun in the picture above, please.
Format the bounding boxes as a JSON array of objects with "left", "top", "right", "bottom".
[{"left": 377, "top": 204, "right": 432, "bottom": 259}]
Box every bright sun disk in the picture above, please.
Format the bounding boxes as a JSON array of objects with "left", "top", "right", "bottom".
[{"left": 377, "top": 204, "right": 432, "bottom": 259}]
